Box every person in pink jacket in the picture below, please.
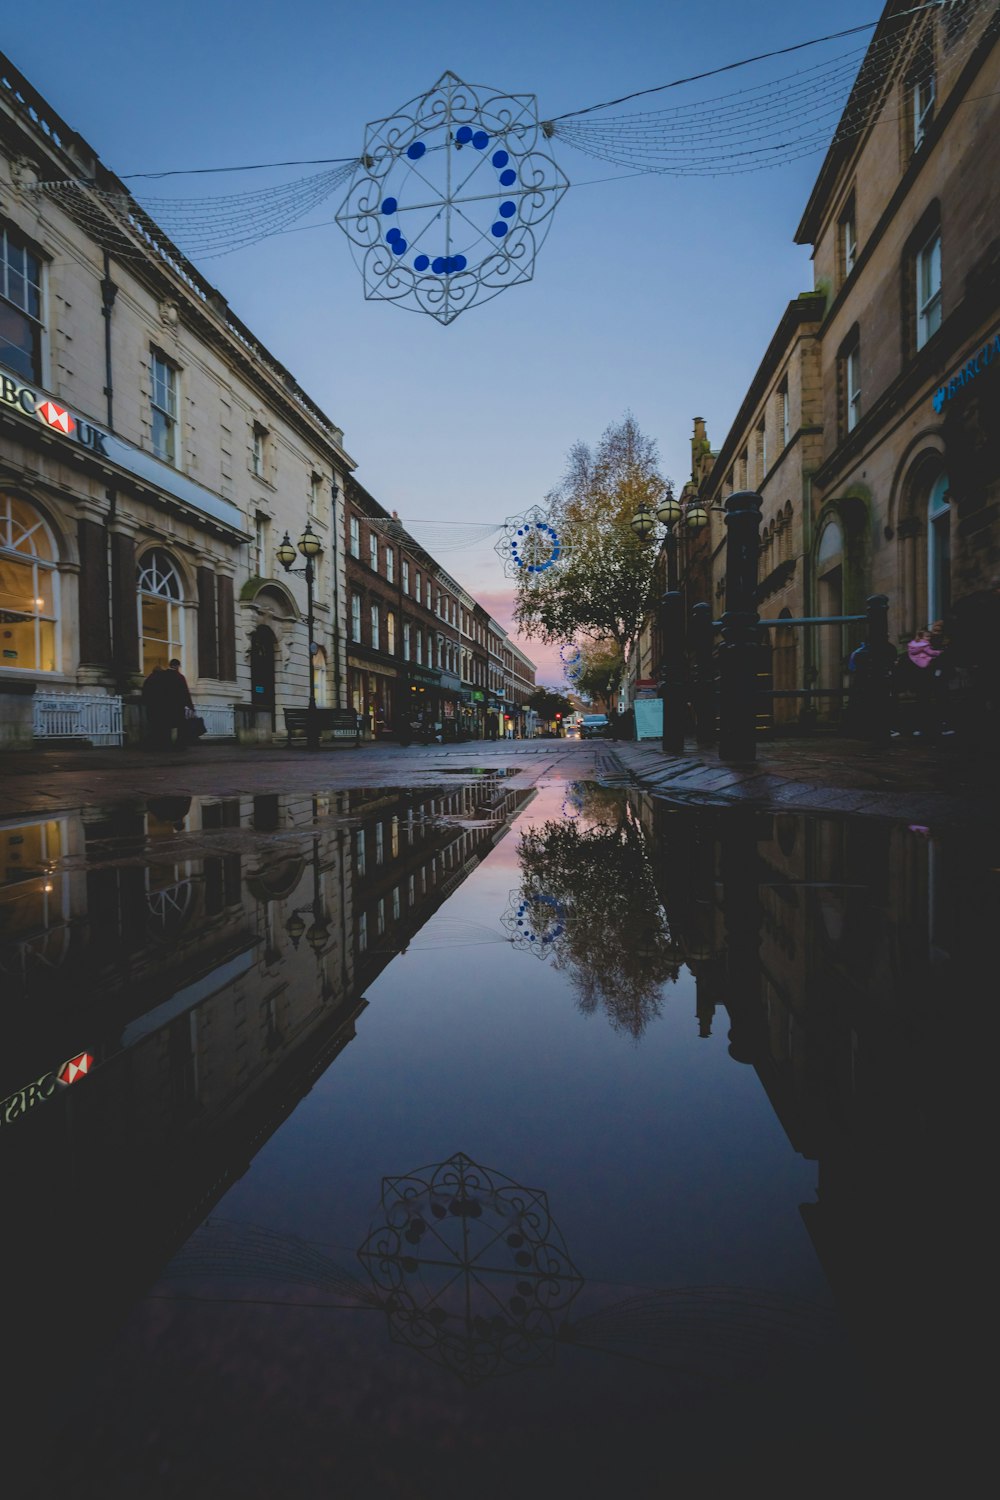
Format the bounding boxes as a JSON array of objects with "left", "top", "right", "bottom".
[{"left": 906, "top": 629, "right": 941, "bottom": 735}]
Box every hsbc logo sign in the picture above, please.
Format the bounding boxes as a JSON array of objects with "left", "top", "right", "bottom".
[
  {"left": 0, "top": 373, "right": 107, "bottom": 456},
  {"left": 1, "top": 1050, "right": 95, "bottom": 1128}
]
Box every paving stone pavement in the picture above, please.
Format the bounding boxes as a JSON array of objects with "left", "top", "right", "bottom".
[{"left": 1, "top": 732, "right": 996, "bottom": 830}]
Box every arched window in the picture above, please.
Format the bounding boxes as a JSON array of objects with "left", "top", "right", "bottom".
[
  {"left": 137, "top": 549, "right": 184, "bottom": 673},
  {"left": 927, "top": 475, "right": 950, "bottom": 623},
  {"left": 0, "top": 494, "right": 59, "bottom": 673}
]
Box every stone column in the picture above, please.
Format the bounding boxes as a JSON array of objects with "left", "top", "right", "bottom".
[
  {"left": 109, "top": 526, "right": 140, "bottom": 683},
  {"left": 76, "top": 517, "right": 112, "bottom": 674},
  {"left": 217, "top": 572, "right": 237, "bottom": 682},
  {"left": 719, "top": 491, "right": 763, "bottom": 762}
]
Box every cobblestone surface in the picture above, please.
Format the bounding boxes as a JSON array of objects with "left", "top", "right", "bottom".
[{"left": 1, "top": 732, "right": 996, "bottom": 828}]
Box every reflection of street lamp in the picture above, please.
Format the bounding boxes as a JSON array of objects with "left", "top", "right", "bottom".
[
  {"left": 285, "top": 836, "right": 329, "bottom": 954},
  {"left": 630, "top": 484, "right": 708, "bottom": 587},
  {"left": 277, "top": 521, "right": 324, "bottom": 750}
]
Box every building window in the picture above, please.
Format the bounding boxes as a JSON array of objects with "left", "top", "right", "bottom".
[
  {"left": 375, "top": 823, "right": 384, "bottom": 866},
  {"left": 386, "top": 547, "right": 394, "bottom": 584},
  {"left": 349, "top": 516, "right": 360, "bottom": 558},
  {"left": 839, "top": 330, "right": 861, "bottom": 436},
  {"left": 251, "top": 423, "right": 268, "bottom": 478},
  {"left": 392, "top": 886, "right": 400, "bottom": 920},
  {"left": 415, "top": 630, "right": 423, "bottom": 665},
  {"left": 403, "top": 621, "right": 411, "bottom": 661},
  {"left": 355, "top": 828, "right": 366, "bottom": 877},
  {"left": 351, "top": 593, "right": 361, "bottom": 643},
  {"left": 916, "top": 230, "right": 942, "bottom": 349},
  {"left": 253, "top": 513, "right": 268, "bottom": 577},
  {"left": 358, "top": 912, "right": 367, "bottom": 952},
  {"left": 911, "top": 60, "right": 935, "bottom": 150},
  {"left": 928, "top": 475, "right": 951, "bottom": 622},
  {"left": 377, "top": 898, "right": 385, "bottom": 936},
  {"left": 0, "top": 494, "right": 58, "bottom": 673},
  {"left": 0, "top": 226, "right": 43, "bottom": 382},
  {"left": 137, "top": 548, "right": 184, "bottom": 673},
  {"left": 838, "top": 195, "right": 857, "bottom": 281},
  {"left": 757, "top": 419, "right": 767, "bottom": 480},
  {"left": 310, "top": 472, "right": 322, "bottom": 511},
  {"left": 387, "top": 611, "right": 396, "bottom": 655},
  {"left": 370, "top": 602, "right": 380, "bottom": 651},
  {"left": 402, "top": 559, "right": 410, "bottom": 594},
  {"left": 779, "top": 379, "right": 790, "bottom": 449},
  {"left": 415, "top": 571, "right": 422, "bottom": 605},
  {"left": 391, "top": 816, "right": 400, "bottom": 858},
  {"left": 369, "top": 533, "right": 379, "bottom": 572},
  {"left": 150, "top": 351, "right": 178, "bottom": 465}
]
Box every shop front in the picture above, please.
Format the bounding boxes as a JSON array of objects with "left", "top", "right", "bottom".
[{"left": 347, "top": 651, "right": 398, "bottom": 738}]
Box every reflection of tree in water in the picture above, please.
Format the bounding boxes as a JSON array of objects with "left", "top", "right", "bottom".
[{"left": 516, "top": 788, "right": 679, "bottom": 1038}]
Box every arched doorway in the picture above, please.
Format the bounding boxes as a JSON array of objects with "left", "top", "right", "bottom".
[{"left": 251, "top": 625, "right": 276, "bottom": 724}]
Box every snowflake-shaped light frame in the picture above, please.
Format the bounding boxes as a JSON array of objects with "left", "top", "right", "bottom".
[
  {"left": 335, "top": 72, "right": 569, "bottom": 326},
  {"left": 357, "top": 1151, "right": 583, "bottom": 1385}
]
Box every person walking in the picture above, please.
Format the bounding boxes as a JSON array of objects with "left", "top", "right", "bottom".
[
  {"left": 143, "top": 659, "right": 194, "bottom": 749},
  {"left": 906, "top": 628, "right": 941, "bottom": 737}
]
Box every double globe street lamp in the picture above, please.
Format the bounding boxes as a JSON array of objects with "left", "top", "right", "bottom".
[
  {"left": 277, "top": 520, "right": 324, "bottom": 750},
  {"left": 629, "top": 483, "right": 709, "bottom": 587}
]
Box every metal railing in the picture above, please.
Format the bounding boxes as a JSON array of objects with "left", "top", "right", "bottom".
[
  {"left": 33, "top": 692, "right": 124, "bottom": 746},
  {"left": 196, "top": 703, "right": 236, "bottom": 739}
]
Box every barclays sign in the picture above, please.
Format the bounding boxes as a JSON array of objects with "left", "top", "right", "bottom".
[{"left": 932, "top": 330, "right": 1000, "bottom": 413}]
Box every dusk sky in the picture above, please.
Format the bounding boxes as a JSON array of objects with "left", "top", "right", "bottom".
[{"left": 4, "top": 0, "right": 882, "bottom": 685}]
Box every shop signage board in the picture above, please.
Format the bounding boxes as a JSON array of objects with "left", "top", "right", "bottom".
[{"left": 633, "top": 698, "right": 663, "bottom": 740}]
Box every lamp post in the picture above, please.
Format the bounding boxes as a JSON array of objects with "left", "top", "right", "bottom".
[
  {"left": 285, "top": 834, "right": 330, "bottom": 955},
  {"left": 631, "top": 486, "right": 710, "bottom": 757},
  {"left": 277, "top": 520, "right": 324, "bottom": 750}
]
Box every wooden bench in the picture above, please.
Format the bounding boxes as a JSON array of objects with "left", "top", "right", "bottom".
[{"left": 283, "top": 708, "right": 360, "bottom": 746}]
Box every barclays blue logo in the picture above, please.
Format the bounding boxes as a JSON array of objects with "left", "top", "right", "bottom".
[{"left": 933, "top": 331, "right": 1000, "bottom": 414}]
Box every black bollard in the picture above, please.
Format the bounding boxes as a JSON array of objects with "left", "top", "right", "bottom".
[
  {"left": 719, "top": 491, "right": 763, "bottom": 762},
  {"left": 659, "top": 589, "right": 686, "bottom": 756},
  {"left": 864, "top": 593, "right": 893, "bottom": 744},
  {"left": 690, "top": 602, "right": 717, "bottom": 746}
]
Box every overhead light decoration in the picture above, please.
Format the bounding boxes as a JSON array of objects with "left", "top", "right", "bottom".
[{"left": 336, "top": 72, "right": 569, "bottom": 325}]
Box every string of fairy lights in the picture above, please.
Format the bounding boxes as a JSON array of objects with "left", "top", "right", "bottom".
[{"left": 21, "top": 1, "right": 995, "bottom": 264}]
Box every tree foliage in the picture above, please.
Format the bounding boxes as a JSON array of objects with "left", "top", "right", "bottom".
[
  {"left": 516, "top": 788, "right": 680, "bottom": 1039},
  {"left": 514, "top": 414, "right": 669, "bottom": 660},
  {"left": 527, "top": 686, "right": 573, "bottom": 724},
  {"left": 576, "top": 640, "right": 623, "bottom": 711}
]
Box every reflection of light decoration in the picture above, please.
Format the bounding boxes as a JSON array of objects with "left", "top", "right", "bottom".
[
  {"left": 494, "top": 504, "right": 565, "bottom": 580},
  {"left": 560, "top": 642, "right": 583, "bottom": 684},
  {"left": 500, "top": 889, "right": 565, "bottom": 955},
  {"left": 336, "top": 72, "right": 569, "bottom": 326},
  {"left": 357, "top": 1152, "right": 583, "bottom": 1386},
  {"left": 165, "top": 1158, "right": 840, "bottom": 1392},
  {"left": 561, "top": 781, "right": 585, "bottom": 820}
]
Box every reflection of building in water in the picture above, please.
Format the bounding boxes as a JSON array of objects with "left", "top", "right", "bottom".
[
  {"left": 641, "top": 789, "right": 981, "bottom": 1440},
  {"left": 348, "top": 777, "right": 534, "bottom": 985},
  {"left": 0, "top": 781, "right": 530, "bottom": 1400}
]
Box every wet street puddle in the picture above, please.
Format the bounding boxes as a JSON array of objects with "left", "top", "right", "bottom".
[{"left": 1, "top": 776, "right": 990, "bottom": 1491}]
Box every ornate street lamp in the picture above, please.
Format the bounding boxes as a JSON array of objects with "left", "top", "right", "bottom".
[
  {"left": 631, "top": 484, "right": 708, "bottom": 588},
  {"left": 277, "top": 520, "right": 324, "bottom": 749},
  {"left": 285, "top": 835, "right": 330, "bottom": 954}
]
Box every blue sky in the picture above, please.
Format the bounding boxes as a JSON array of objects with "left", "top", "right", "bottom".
[{"left": 4, "top": 0, "right": 882, "bottom": 680}]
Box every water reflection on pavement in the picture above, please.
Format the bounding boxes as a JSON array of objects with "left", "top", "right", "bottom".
[{"left": 0, "top": 774, "right": 988, "bottom": 1493}]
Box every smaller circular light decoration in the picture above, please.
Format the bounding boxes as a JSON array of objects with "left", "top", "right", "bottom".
[
  {"left": 495, "top": 505, "right": 568, "bottom": 580},
  {"left": 501, "top": 890, "right": 565, "bottom": 957}
]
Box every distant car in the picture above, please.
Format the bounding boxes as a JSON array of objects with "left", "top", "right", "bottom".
[{"left": 581, "top": 714, "right": 609, "bottom": 739}]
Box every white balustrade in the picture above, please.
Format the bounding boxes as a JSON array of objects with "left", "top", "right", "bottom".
[{"left": 33, "top": 692, "right": 124, "bottom": 746}]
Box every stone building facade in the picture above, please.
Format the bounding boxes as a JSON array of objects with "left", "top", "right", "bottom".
[
  {"left": 1, "top": 51, "right": 353, "bottom": 747},
  {"left": 637, "top": 1, "right": 999, "bottom": 732}
]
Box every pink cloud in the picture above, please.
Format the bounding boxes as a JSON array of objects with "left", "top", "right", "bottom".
[{"left": 473, "top": 589, "right": 568, "bottom": 690}]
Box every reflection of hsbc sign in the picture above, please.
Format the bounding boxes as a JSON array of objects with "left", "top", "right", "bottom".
[
  {"left": 1, "top": 1050, "right": 94, "bottom": 1128},
  {"left": 0, "top": 373, "right": 108, "bottom": 455}
]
